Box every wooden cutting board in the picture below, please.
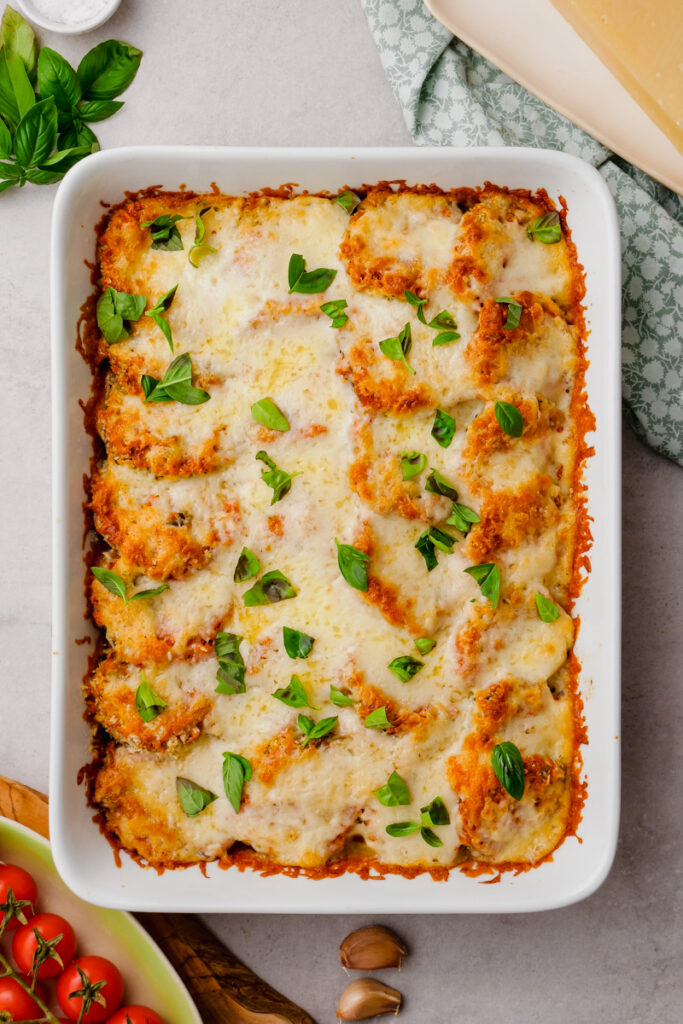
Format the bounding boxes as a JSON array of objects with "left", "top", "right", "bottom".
[{"left": 0, "top": 775, "right": 316, "bottom": 1024}]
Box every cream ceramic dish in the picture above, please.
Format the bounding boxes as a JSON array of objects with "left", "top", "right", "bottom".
[
  {"left": 50, "top": 146, "right": 621, "bottom": 912},
  {"left": 17, "top": 0, "right": 120, "bottom": 35}
]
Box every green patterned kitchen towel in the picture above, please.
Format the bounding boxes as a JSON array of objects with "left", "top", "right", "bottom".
[{"left": 362, "top": 0, "right": 683, "bottom": 465}]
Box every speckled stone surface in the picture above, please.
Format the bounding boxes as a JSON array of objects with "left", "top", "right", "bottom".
[{"left": 0, "top": 2, "right": 680, "bottom": 1021}]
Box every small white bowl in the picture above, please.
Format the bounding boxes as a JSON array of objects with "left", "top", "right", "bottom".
[{"left": 17, "top": 0, "right": 120, "bottom": 35}]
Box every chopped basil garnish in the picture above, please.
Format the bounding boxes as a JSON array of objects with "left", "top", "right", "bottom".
[
  {"left": 298, "top": 713, "right": 337, "bottom": 748},
  {"left": 527, "top": 210, "right": 561, "bottom": 244},
  {"left": 494, "top": 297, "right": 523, "bottom": 330},
  {"left": 97, "top": 286, "right": 145, "bottom": 344},
  {"left": 420, "top": 796, "right": 450, "bottom": 827},
  {"left": 141, "top": 352, "right": 209, "bottom": 405},
  {"left": 432, "top": 331, "right": 460, "bottom": 346},
  {"left": 420, "top": 828, "right": 443, "bottom": 848},
  {"left": 273, "top": 674, "right": 318, "bottom": 710},
  {"left": 364, "top": 706, "right": 392, "bottom": 730},
  {"left": 491, "top": 741, "right": 525, "bottom": 800},
  {"left": 388, "top": 655, "right": 423, "bottom": 682},
  {"left": 134, "top": 672, "right": 167, "bottom": 723},
  {"left": 415, "top": 526, "right": 456, "bottom": 571},
  {"left": 330, "top": 685, "right": 355, "bottom": 707},
  {"left": 215, "top": 631, "right": 246, "bottom": 694},
  {"left": 428, "top": 310, "right": 457, "bottom": 330},
  {"left": 375, "top": 770, "right": 410, "bottom": 807},
  {"left": 535, "top": 593, "right": 561, "bottom": 622},
  {"left": 379, "top": 322, "right": 414, "bottom": 375},
  {"left": 431, "top": 408, "right": 455, "bottom": 448},
  {"left": 425, "top": 468, "right": 458, "bottom": 501},
  {"left": 400, "top": 451, "right": 426, "bottom": 481},
  {"left": 282, "top": 626, "right": 314, "bottom": 659},
  {"left": 189, "top": 207, "right": 217, "bottom": 267},
  {"left": 251, "top": 397, "right": 290, "bottom": 432},
  {"left": 386, "top": 821, "right": 420, "bottom": 838},
  {"left": 494, "top": 400, "right": 524, "bottom": 437},
  {"left": 335, "top": 539, "right": 370, "bottom": 592},
  {"left": 415, "top": 637, "right": 435, "bottom": 655},
  {"left": 243, "top": 570, "right": 297, "bottom": 606},
  {"left": 334, "top": 190, "right": 361, "bottom": 214},
  {"left": 141, "top": 213, "right": 188, "bottom": 251},
  {"left": 176, "top": 777, "right": 217, "bottom": 818},
  {"left": 320, "top": 299, "right": 348, "bottom": 328},
  {"left": 404, "top": 289, "right": 427, "bottom": 325},
  {"left": 146, "top": 284, "right": 178, "bottom": 352},
  {"left": 234, "top": 547, "right": 261, "bottom": 583},
  {"left": 445, "top": 502, "right": 481, "bottom": 534},
  {"left": 91, "top": 566, "right": 168, "bottom": 605},
  {"left": 288, "top": 253, "right": 337, "bottom": 294},
  {"left": 386, "top": 795, "right": 449, "bottom": 845},
  {"left": 464, "top": 562, "right": 500, "bottom": 609},
  {"left": 222, "top": 752, "right": 252, "bottom": 813},
  {"left": 255, "top": 450, "right": 300, "bottom": 504}
]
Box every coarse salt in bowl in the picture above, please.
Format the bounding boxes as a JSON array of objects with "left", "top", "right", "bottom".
[{"left": 17, "top": 0, "right": 121, "bottom": 35}]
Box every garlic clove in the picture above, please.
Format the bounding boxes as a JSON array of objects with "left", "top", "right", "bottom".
[
  {"left": 340, "top": 925, "right": 408, "bottom": 971},
  {"left": 337, "top": 978, "right": 402, "bottom": 1020}
]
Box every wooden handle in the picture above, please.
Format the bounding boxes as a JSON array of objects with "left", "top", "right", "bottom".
[{"left": 0, "top": 776, "right": 317, "bottom": 1024}]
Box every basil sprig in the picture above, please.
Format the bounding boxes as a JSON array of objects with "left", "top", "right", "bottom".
[
  {"left": 146, "top": 284, "right": 178, "bottom": 352},
  {"left": 364, "top": 706, "right": 392, "bottom": 730},
  {"left": 176, "top": 777, "right": 217, "bottom": 818},
  {"left": 97, "top": 286, "right": 145, "bottom": 344},
  {"left": 404, "top": 289, "right": 428, "bottom": 324},
  {"left": 234, "top": 547, "right": 261, "bottom": 583},
  {"left": 494, "top": 297, "right": 523, "bottom": 330},
  {"left": 527, "top": 210, "right": 562, "bottom": 244},
  {"left": 425, "top": 468, "right": 458, "bottom": 502},
  {"left": 535, "top": 593, "right": 561, "bottom": 622},
  {"left": 256, "top": 450, "right": 300, "bottom": 504},
  {"left": 431, "top": 408, "right": 455, "bottom": 448},
  {"left": 298, "top": 713, "right": 337, "bottom": 748},
  {"left": 335, "top": 539, "right": 370, "bottom": 592},
  {"left": 91, "top": 566, "right": 168, "bottom": 604},
  {"left": 415, "top": 526, "right": 456, "bottom": 571},
  {"left": 330, "top": 685, "right": 355, "bottom": 707},
  {"left": 333, "top": 190, "right": 361, "bottom": 214},
  {"left": 273, "top": 675, "right": 318, "bottom": 710},
  {"left": 288, "top": 253, "right": 337, "bottom": 294},
  {"left": 464, "top": 562, "right": 500, "bottom": 609},
  {"left": 388, "top": 656, "right": 423, "bottom": 682},
  {"left": 375, "top": 771, "right": 410, "bottom": 806},
  {"left": 386, "top": 794, "right": 450, "bottom": 846},
  {"left": 134, "top": 672, "right": 167, "bottom": 723},
  {"left": 404, "top": 290, "right": 460, "bottom": 344},
  {"left": 320, "top": 299, "right": 348, "bottom": 328},
  {"left": 494, "top": 400, "right": 524, "bottom": 437},
  {"left": 243, "top": 570, "right": 297, "bottom": 606},
  {"left": 415, "top": 637, "right": 435, "bottom": 655},
  {"left": 141, "top": 213, "right": 188, "bottom": 251},
  {"left": 251, "top": 398, "right": 290, "bottom": 432},
  {"left": 215, "top": 632, "right": 246, "bottom": 694},
  {"left": 189, "top": 206, "right": 217, "bottom": 267},
  {"left": 491, "top": 741, "right": 525, "bottom": 800},
  {"left": 222, "top": 752, "right": 252, "bottom": 813},
  {"left": 421, "top": 796, "right": 450, "bottom": 827},
  {"left": 446, "top": 502, "right": 480, "bottom": 534},
  {"left": 142, "top": 353, "right": 210, "bottom": 405},
  {"left": 282, "top": 626, "right": 314, "bottom": 659},
  {"left": 400, "top": 451, "right": 426, "bottom": 481},
  {"left": 379, "top": 322, "right": 414, "bottom": 375}
]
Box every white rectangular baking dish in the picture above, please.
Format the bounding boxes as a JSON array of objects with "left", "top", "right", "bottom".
[{"left": 50, "top": 146, "right": 621, "bottom": 913}]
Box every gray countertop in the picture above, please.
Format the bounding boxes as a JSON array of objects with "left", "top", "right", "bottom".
[{"left": 1, "top": 1, "right": 681, "bottom": 1021}]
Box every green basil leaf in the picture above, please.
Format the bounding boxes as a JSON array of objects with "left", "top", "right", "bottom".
[
  {"left": 464, "top": 562, "right": 500, "bottom": 609},
  {"left": 273, "top": 674, "right": 318, "bottom": 710},
  {"left": 144, "top": 353, "right": 209, "bottom": 406},
  {"left": 415, "top": 526, "right": 456, "bottom": 571},
  {"left": 404, "top": 289, "right": 427, "bottom": 324},
  {"left": 128, "top": 583, "right": 169, "bottom": 602},
  {"left": 527, "top": 210, "right": 562, "bottom": 244},
  {"left": 1, "top": 7, "right": 37, "bottom": 81},
  {"left": 445, "top": 502, "right": 481, "bottom": 534},
  {"left": 193, "top": 206, "right": 210, "bottom": 244},
  {"left": 91, "top": 566, "right": 127, "bottom": 601},
  {"left": 420, "top": 827, "right": 443, "bottom": 848},
  {"left": 215, "top": 632, "right": 246, "bottom": 694},
  {"left": 320, "top": 298, "right": 348, "bottom": 328},
  {"left": 491, "top": 741, "right": 525, "bottom": 801},
  {"left": 432, "top": 331, "right": 460, "bottom": 347},
  {"left": 134, "top": 672, "right": 167, "bottom": 723},
  {"left": 0, "top": 158, "right": 20, "bottom": 179},
  {"left": 364, "top": 706, "right": 391, "bottom": 730},
  {"left": 37, "top": 48, "right": 81, "bottom": 110},
  {"left": 13, "top": 97, "right": 57, "bottom": 168},
  {"left": 6, "top": 54, "right": 34, "bottom": 118},
  {"left": 426, "top": 526, "right": 455, "bottom": 553},
  {"left": 255, "top": 450, "right": 299, "bottom": 504},
  {"left": 23, "top": 164, "right": 65, "bottom": 185},
  {"left": 141, "top": 373, "right": 167, "bottom": 401},
  {"left": 77, "top": 40, "right": 142, "bottom": 100},
  {"left": 424, "top": 468, "right": 458, "bottom": 501},
  {"left": 287, "top": 253, "right": 305, "bottom": 289},
  {"left": 379, "top": 322, "right": 414, "bottom": 375},
  {"left": 0, "top": 118, "right": 11, "bottom": 159},
  {"left": 282, "top": 626, "right": 314, "bottom": 660},
  {"left": 388, "top": 655, "right": 423, "bottom": 683},
  {"left": 251, "top": 397, "right": 290, "bottom": 432},
  {"left": 400, "top": 451, "right": 426, "bottom": 481},
  {"left": 76, "top": 98, "right": 124, "bottom": 122},
  {"left": 0, "top": 54, "right": 20, "bottom": 129},
  {"left": 415, "top": 637, "right": 435, "bottom": 655},
  {"left": 243, "top": 570, "right": 296, "bottom": 607},
  {"left": 535, "top": 593, "right": 561, "bottom": 622},
  {"left": 428, "top": 310, "right": 457, "bottom": 330},
  {"left": 59, "top": 121, "right": 97, "bottom": 150},
  {"left": 420, "top": 796, "right": 450, "bottom": 827},
  {"left": 141, "top": 213, "right": 186, "bottom": 250},
  {"left": 431, "top": 408, "right": 455, "bottom": 448},
  {"left": 298, "top": 713, "right": 337, "bottom": 747},
  {"left": 375, "top": 770, "right": 410, "bottom": 807},
  {"left": 329, "top": 685, "right": 355, "bottom": 707},
  {"left": 97, "top": 286, "right": 146, "bottom": 344},
  {"left": 386, "top": 821, "right": 420, "bottom": 838},
  {"left": 333, "top": 190, "right": 360, "bottom": 214},
  {"left": 0, "top": 177, "right": 17, "bottom": 193},
  {"left": 222, "top": 752, "right": 252, "bottom": 813},
  {"left": 494, "top": 297, "right": 523, "bottom": 330},
  {"left": 335, "top": 539, "right": 369, "bottom": 592},
  {"left": 147, "top": 285, "right": 178, "bottom": 352},
  {"left": 494, "top": 400, "right": 524, "bottom": 437},
  {"left": 234, "top": 547, "right": 261, "bottom": 583},
  {"left": 287, "top": 253, "right": 337, "bottom": 294},
  {"left": 176, "top": 777, "right": 217, "bottom": 818}
]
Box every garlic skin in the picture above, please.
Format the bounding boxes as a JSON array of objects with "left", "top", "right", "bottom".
[
  {"left": 337, "top": 978, "right": 403, "bottom": 1020},
  {"left": 340, "top": 925, "right": 408, "bottom": 971}
]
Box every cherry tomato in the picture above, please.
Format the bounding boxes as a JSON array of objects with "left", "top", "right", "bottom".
[
  {"left": 12, "top": 911, "right": 77, "bottom": 980},
  {"left": 57, "top": 956, "right": 124, "bottom": 1023},
  {"left": 106, "top": 1007, "right": 165, "bottom": 1024},
  {"left": 0, "top": 864, "right": 38, "bottom": 931},
  {"left": 0, "top": 977, "right": 44, "bottom": 1020}
]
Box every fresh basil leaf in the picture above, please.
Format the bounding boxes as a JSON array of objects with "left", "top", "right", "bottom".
[
  {"left": 77, "top": 40, "right": 143, "bottom": 100},
  {"left": 134, "top": 672, "right": 167, "bottom": 723},
  {"left": 445, "top": 502, "right": 480, "bottom": 534},
  {"left": 400, "top": 451, "right": 426, "bottom": 481},
  {"left": 420, "top": 796, "right": 450, "bottom": 827},
  {"left": 91, "top": 566, "right": 127, "bottom": 601},
  {"left": 298, "top": 713, "right": 337, "bottom": 747},
  {"left": 431, "top": 408, "right": 455, "bottom": 448},
  {"left": 251, "top": 397, "right": 290, "bottom": 432},
  {"left": 0, "top": 118, "right": 11, "bottom": 159},
  {"left": 243, "top": 570, "right": 296, "bottom": 606},
  {"left": 404, "top": 289, "right": 427, "bottom": 325},
  {"left": 176, "top": 777, "right": 217, "bottom": 818},
  {"left": 379, "top": 322, "right": 414, "bottom": 375},
  {"left": 128, "top": 583, "right": 169, "bottom": 602},
  {"left": 77, "top": 98, "right": 124, "bottom": 122},
  {"left": 222, "top": 751, "right": 252, "bottom": 813},
  {"left": 386, "top": 821, "right": 420, "bottom": 838},
  {"left": 527, "top": 210, "right": 562, "bottom": 244},
  {"left": 0, "top": 54, "right": 20, "bottom": 129},
  {"left": 494, "top": 297, "right": 523, "bottom": 330},
  {"left": 424, "top": 468, "right": 458, "bottom": 501},
  {"left": 59, "top": 121, "right": 97, "bottom": 149},
  {"left": 329, "top": 685, "right": 355, "bottom": 707},
  {"left": 420, "top": 827, "right": 443, "bottom": 848},
  {"left": 13, "top": 97, "right": 57, "bottom": 168},
  {"left": 188, "top": 207, "right": 216, "bottom": 266},
  {"left": 273, "top": 674, "right": 318, "bottom": 710},
  {"left": 143, "top": 353, "right": 209, "bottom": 406},
  {"left": 24, "top": 165, "right": 68, "bottom": 185},
  {"left": 333, "top": 190, "right": 360, "bottom": 214},
  {"left": 335, "top": 539, "right": 370, "bottom": 592},
  {"left": 147, "top": 284, "right": 178, "bottom": 351},
  {"left": 283, "top": 626, "right": 314, "bottom": 660},
  {"left": 141, "top": 213, "right": 186, "bottom": 250},
  {"left": 215, "top": 631, "right": 246, "bottom": 694},
  {"left": 1, "top": 7, "right": 37, "bottom": 81},
  {"left": 535, "top": 593, "right": 561, "bottom": 622},
  {"left": 255, "top": 449, "right": 299, "bottom": 504},
  {"left": 364, "top": 706, "right": 391, "bottom": 730},
  {"left": 97, "top": 285, "right": 145, "bottom": 343},
  {"left": 432, "top": 331, "right": 460, "bottom": 347},
  {"left": 37, "top": 48, "right": 81, "bottom": 110},
  {"left": 0, "top": 159, "right": 20, "bottom": 180},
  {"left": 287, "top": 253, "right": 337, "bottom": 294},
  {"left": 140, "top": 373, "right": 167, "bottom": 401},
  {"left": 6, "top": 54, "right": 34, "bottom": 118},
  {"left": 388, "top": 655, "right": 423, "bottom": 683},
  {"left": 494, "top": 399, "right": 524, "bottom": 437},
  {"left": 491, "top": 741, "right": 525, "bottom": 801},
  {"left": 233, "top": 547, "right": 261, "bottom": 583},
  {"left": 415, "top": 637, "right": 435, "bottom": 655},
  {"left": 428, "top": 310, "right": 457, "bottom": 330},
  {"left": 193, "top": 206, "right": 209, "bottom": 244},
  {"left": 375, "top": 770, "right": 410, "bottom": 807},
  {"left": 415, "top": 526, "right": 456, "bottom": 571},
  {"left": 427, "top": 526, "right": 455, "bottom": 552},
  {"left": 320, "top": 298, "right": 348, "bottom": 328},
  {"left": 464, "top": 562, "right": 500, "bottom": 609},
  {"left": 0, "top": 177, "right": 17, "bottom": 193}
]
